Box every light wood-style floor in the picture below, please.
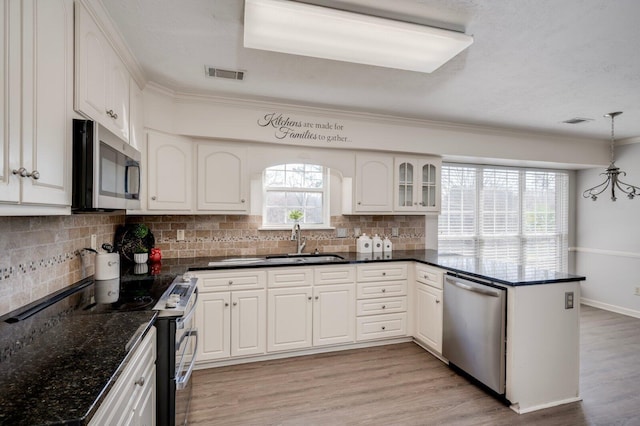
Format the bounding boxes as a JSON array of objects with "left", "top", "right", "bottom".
[{"left": 189, "top": 305, "right": 640, "bottom": 425}]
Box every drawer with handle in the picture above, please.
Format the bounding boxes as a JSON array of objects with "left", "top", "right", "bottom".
[
  {"left": 356, "top": 281, "right": 407, "bottom": 299},
  {"left": 196, "top": 270, "right": 266, "bottom": 291},
  {"left": 415, "top": 264, "right": 444, "bottom": 289},
  {"left": 356, "top": 296, "right": 407, "bottom": 316},
  {"left": 356, "top": 263, "right": 408, "bottom": 282},
  {"left": 356, "top": 313, "right": 407, "bottom": 341}
]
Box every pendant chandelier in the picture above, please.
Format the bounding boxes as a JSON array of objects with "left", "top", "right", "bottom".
[{"left": 582, "top": 112, "right": 640, "bottom": 201}]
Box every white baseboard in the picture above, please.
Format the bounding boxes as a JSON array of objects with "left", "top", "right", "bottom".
[
  {"left": 510, "top": 396, "right": 583, "bottom": 414},
  {"left": 581, "top": 298, "right": 640, "bottom": 319},
  {"left": 193, "top": 337, "right": 413, "bottom": 370}
]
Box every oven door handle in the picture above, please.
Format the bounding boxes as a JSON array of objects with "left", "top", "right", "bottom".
[
  {"left": 176, "top": 286, "right": 199, "bottom": 330},
  {"left": 176, "top": 329, "right": 198, "bottom": 390}
]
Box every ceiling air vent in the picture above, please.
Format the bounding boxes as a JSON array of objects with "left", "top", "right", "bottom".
[
  {"left": 205, "top": 66, "right": 245, "bottom": 81},
  {"left": 562, "top": 117, "right": 594, "bottom": 124}
]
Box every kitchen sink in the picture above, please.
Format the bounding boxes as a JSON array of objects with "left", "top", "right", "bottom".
[
  {"left": 208, "top": 254, "right": 346, "bottom": 267},
  {"left": 265, "top": 254, "right": 346, "bottom": 264}
]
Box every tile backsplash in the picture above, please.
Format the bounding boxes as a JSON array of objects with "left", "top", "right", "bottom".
[
  {"left": 2, "top": 212, "right": 424, "bottom": 317},
  {"left": 0, "top": 213, "right": 124, "bottom": 317},
  {"left": 126, "top": 215, "right": 425, "bottom": 258}
]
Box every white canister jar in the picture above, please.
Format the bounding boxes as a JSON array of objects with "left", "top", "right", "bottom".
[
  {"left": 383, "top": 237, "right": 393, "bottom": 253},
  {"left": 357, "top": 234, "right": 373, "bottom": 254},
  {"left": 372, "top": 234, "right": 383, "bottom": 253}
]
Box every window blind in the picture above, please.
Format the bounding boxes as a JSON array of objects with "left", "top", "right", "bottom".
[{"left": 439, "top": 164, "right": 569, "bottom": 272}]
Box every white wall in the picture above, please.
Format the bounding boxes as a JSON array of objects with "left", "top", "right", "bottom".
[{"left": 575, "top": 142, "right": 640, "bottom": 317}]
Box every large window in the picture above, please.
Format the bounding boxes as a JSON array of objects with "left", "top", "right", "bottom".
[
  {"left": 262, "top": 163, "right": 329, "bottom": 228},
  {"left": 438, "top": 164, "right": 569, "bottom": 272}
]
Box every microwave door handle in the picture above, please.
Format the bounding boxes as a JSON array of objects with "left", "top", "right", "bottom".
[
  {"left": 176, "top": 287, "right": 199, "bottom": 330},
  {"left": 124, "top": 161, "right": 140, "bottom": 195}
]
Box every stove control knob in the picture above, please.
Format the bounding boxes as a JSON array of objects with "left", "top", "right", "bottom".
[
  {"left": 182, "top": 273, "right": 193, "bottom": 282},
  {"left": 169, "top": 294, "right": 181, "bottom": 303},
  {"left": 166, "top": 300, "right": 177, "bottom": 309}
]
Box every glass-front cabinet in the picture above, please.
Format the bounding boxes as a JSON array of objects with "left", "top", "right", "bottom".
[{"left": 394, "top": 156, "right": 441, "bottom": 212}]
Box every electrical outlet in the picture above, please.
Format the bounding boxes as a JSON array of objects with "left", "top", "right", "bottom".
[
  {"left": 336, "top": 228, "right": 348, "bottom": 238},
  {"left": 353, "top": 227, "right": 361, "bottom": 237},
  {"left": 177, "top": 229, "right": 185, "bottom": 241},
  {"left": 565, "top": 291, "right": 574, "bottom": 309},
  {"left": 90, "top": 234, "right": 97, "bottom": 251},
  {"left": 635, "top": 287, "right": 640, "bottom": 296},
  {"left": 391, "top": 227, "right": 399, "bottom": 237}
]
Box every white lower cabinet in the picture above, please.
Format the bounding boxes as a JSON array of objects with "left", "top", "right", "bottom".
[
  {"left": 356, "top": 263, "right": 409, "bottom": 342},
  {"left": 264, "top": 265, "right": 356, "bottom": 352},
  {"left": 194, "top": 270, "right": 267, "bottom": 362},
  {"left": 90, "top": 327, "right": 156, "bottom": 426},
  {"left": 267, "top": 286, "right": 313, "bottom": 352},
  {"left": 313, "top": 282, "right": 355, "bottom": 347},
  {"left": 414, "top": 264, "right": 444, "bottom": 354},
  {"left": 196, "top": 290, "right": 266, "bottom": 361}
]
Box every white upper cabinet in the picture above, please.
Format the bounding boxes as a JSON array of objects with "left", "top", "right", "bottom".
[
  {"left": 354, "top": 154, "right": 393, "bottom": 213},
  {"left": 147, "top": 131, "right": 193, "bottom": 211},
  {"left": 75, "top": 2, "right": 129, "bottom": 142},
  {"left": 196, "top": 144, "right": 248, "bottom": 213},
  {"left": 0, "top": 0, "right": 73, "bottom": 210},
  {"left": 129, "top": 78, "right": 144, "bottom": 151},
  {"left": 394, "top": 156, "right": 441, "bottom": 213}
]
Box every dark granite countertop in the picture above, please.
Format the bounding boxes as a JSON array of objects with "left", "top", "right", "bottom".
[
  {"left": 186, "top": 249, "right": 586, "bottom": 286},
  {"left": 0, "top": 279, "right": 157, "bottom": 426}
]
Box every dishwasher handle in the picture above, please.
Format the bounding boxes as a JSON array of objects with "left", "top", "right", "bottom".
[{"left": 446, "top": 277, "right": 502, "bottom": 298}]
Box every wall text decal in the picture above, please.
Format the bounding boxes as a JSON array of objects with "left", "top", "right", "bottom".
[{"left": 257, "top": 112, "right": 350, "bottom": 143}]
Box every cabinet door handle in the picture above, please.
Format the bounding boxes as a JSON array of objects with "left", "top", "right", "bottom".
[
  {"left": 381, "top": 305, "right": 386, "bottom": 309},
  {"left": 135, "top": 377, "right": 145, "bottom": 387},
  {"left": 12, "top": 167, "right": 27, "bottom": 177},
  {"left": 232, "top": 302, "right": 237, "bottom": 306},
  {"left": 228, "top": 280, "right": 233, "bottom": 285},
  {"left": 381, "top": 326, "right": 386, "bottom": 330},
  {"left": 28, "top": 170, "right": 40, "bottom": 180},
  {"left": 308, "top": 296, "right": 312, "bottom": 301},
  {"left": 151, "top": 196, "right": 157, "bottom": 200},
  {"left": 436, "top": 300, "right": 440, "bottom": 304},
  {"left": 382, "top": 272, "right": 386, "bottom": 276},
  {"left": 224, "top": 302, "right": 229, "bottom": 307},
  {"left": 381, "top": 288, "right": 386, "bottom": 293},
  {"left": 357, "top": 201, "right": 361, "bottom": 205},
  {"left": 241, "top": 199, "right": 245, "bottom": 203},
  {"left": 106, "top": 109, "right": 118, "bottom": 119}
]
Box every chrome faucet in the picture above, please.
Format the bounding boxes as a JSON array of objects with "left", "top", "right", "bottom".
[{"left": 291, "top": 222, "right": 306, "bottom": 254}]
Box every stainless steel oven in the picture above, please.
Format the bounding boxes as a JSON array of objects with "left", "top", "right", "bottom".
[{"left": 154, "top": 274, "right": 199, "bottom": 426}]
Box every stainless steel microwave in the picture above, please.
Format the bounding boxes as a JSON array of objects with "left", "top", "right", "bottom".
[{"left": 72, "top": 119, "right": 141, "bottom": 211}]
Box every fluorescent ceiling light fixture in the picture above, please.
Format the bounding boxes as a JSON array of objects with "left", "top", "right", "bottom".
[{"left": 244, "top": 0, "right": 473, "bottom": 73}]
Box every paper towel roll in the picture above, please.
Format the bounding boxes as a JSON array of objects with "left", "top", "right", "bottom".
[{"left": 95, "top": 252, "right": 120, "bottom": 280}]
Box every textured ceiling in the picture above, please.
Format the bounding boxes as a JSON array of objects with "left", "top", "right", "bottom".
[{"left": 102, "top": 0, "right": 640, "bottom": 141}]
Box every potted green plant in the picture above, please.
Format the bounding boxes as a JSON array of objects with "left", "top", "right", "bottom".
[
  {"left": 133, "top": 245, "right": 149, "bottom": 264},
  {"left": 288, "top": 209, "right": 303, "bottom": 222}
]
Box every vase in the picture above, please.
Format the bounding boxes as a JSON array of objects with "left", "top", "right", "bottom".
[{"left": 134, "top": 252, "right": 148, "bottom": 264}]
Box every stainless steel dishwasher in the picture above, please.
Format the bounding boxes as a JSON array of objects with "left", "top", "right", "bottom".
[{"left": 443, "top": 273, "right": 507, "bottom": 395}]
